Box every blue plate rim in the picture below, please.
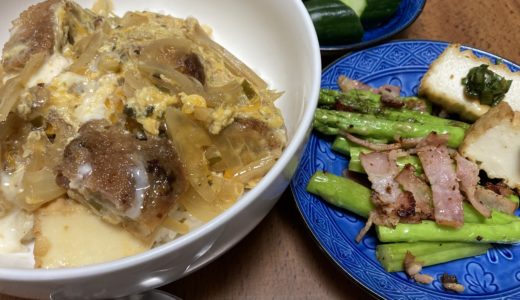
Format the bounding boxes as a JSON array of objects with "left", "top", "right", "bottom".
[
  {"left": 291, "top": 39, "right": 520, "bottom": 299},
  {"left": 320, "top": 0, "right": 426, "bottom": 53}
]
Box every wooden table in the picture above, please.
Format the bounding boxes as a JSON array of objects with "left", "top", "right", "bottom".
[{"left": 2, "top": 0, "right": 520, "bottom": 299}]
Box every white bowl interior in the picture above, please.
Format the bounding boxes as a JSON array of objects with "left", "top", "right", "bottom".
[{"left": 0, "top": 0, "right": 321, "bottom": 298}]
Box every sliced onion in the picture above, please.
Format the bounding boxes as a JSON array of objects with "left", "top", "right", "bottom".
[
  {"left": 139, "top": 62, "right": 205, "bottom": 96},
  {"left": 205, "top": 80, "right": 244, "bottom": 107},
  {"left": 178, "top": 187, "right": 222, "bottom": 222},
  {"left": 162, "top": 217, "right": 189, "bottom": 235},
  {"left": 23, "top": 168, "right": 65, "bottom": 205},
  {"left": 91, "top": 0, "right": 113, "bottom": 17},
  {"left": 229, "top": 155, "right": 276, "bottom": 185},
  {"left": 120, "top": 12, "right": 149, "bottom": 28},
  {"left": 0, "top": 52, "right": 46, "bottom": 122},
  {"left": 211, "top": 175, "right": 244, "bottom": 207},
  {"left": 69, "top": 32, "right": 104, "bottom": 74},
  {"left": 185, "top": 18, "right": 268, "bottom": 91},
  {"left": 165, "top": 108, "right": 216, "bottom": 203}
]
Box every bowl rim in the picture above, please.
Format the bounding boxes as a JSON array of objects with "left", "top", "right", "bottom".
[{"left": 0, "top": 0, "right": 321, "bottom": 282}]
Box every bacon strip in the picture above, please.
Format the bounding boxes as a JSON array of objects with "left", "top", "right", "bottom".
[
  {"left": 395, "top": 165, "right": 433, "bottom": 219},
  {"left": 417, "top": 134, "right": 464, "bottom": 228},
  {"left": 484, "top": 182, "right": 514, "bottom": 197},
  {"left": 475, "top": 186, "right": 518, "bottom": 215},
  {"left": 356, "top": 212, "right": 375, "bottom": 242},
  {"left": 376, "top": 84, "right": 403, "bottom": 108},
  {"left": 360, "top": 152, "right": 401, "bottom": 205},
  {"left": 343, "top": 132, "right": 402, "bottom": 151},
  {"left": 454, "top": 154, "right": 491, "bottom": 217},
  {"left": 337, "top": 75, "right": 373, "bottom": 93}
]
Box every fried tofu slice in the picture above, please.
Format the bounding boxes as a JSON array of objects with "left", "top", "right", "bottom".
[
  {"left": 34, "top": 198, "right": 151, "bottom": 268},
  {"left": 459, "top": 102, "right": 520, "bottom": 189},
  {"left": 419, "top": 44, "right": 520, "bottom": 121}
]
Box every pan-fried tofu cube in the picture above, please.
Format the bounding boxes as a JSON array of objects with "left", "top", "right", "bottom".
[
  {"left": 460, "top": 102, "right": 520, "bottom": 189},
  {"left": 419, "top": 44, "right": 520, "bottom": 120},
  {"left": 34, "top": 198, "right": 151, "bottom": 268}
]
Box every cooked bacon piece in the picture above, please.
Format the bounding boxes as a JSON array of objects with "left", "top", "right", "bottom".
[
  {"left": 395, "top": 136, "right": 424, "bottom": 149},
  {"left": 441, "top": 273, "right": 465, "bottom": 293},
  {"left": 376, "top": 84, "right": 402, "bottom": 108},
  {"left": 404, "top": 251, "right": 422, "bottom": 276},
  {"left": 360, "top": 151, "right": 418, "bottom": 226},
  {"left": 475, "top": 186, "right": 518, "bottom": 215},
  {"left": 484, "top": 182, "right": 514, "bottom": 197},
  {"left": 417, "top": 133, "right": 464, "bottom": 228},
  {"left": 395, "top": 191, "right": 417, "bottom": 219},
  {"left": 360, "top": 152, "right": 401, "bottom": 205},
  {"left": 356, "top": 212, "right": 375, "bottom": 242},
  {"left": 337, "top": 75, "right": 373, "bottom": 92},
  {"left": 404, "top": 251, "right": 434, "bottom": 284},
  {"left": 454, "top": 153, "right": 491, "bottom": 217},
  {"left": 342, "top": 132, "right": 402, "bottom": 151},
  {"left": 395, "top": 165, "right": 433, "bottom": 219}
]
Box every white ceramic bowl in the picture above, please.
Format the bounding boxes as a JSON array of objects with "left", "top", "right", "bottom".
[{"left": 0, "top": 0, "right": 320, "bottom": 299}]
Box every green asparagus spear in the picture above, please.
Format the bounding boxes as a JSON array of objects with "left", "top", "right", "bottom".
[
  {"left": 307, "top": 171, "right": 519, "bottom": 224},
  {"left": 377, "top": 242, "right": 491, "bottom": 272},
  {"left": 378, "top": 110, "right": 470, "bottom": 129},
  {"left": 306, "top": 171, "right": 374, "bottom": 218},
  {"left": 347, "top": 145, "right": 370, "bottom": 173},
  {"left": 314, "top": 109, "right": 466, "bottom": 148},
  {"left": 331, "top": 136, "right": 390, "bottom": 157},
  {"left": 320, "top": 89, "right": 433, "bottom": 114},
  {"left": 377, "top": 220, "right": 520, "bottom": 243},
  {"left": 319, "top": 89, "right": 381, "bottom": 112},
  {"left": 347, "top": 145, "right": 423, "bottom": 174},
  {"left": 319, "top": 89, "right": 468, "bottom": 129},
  {"left": 331, "top": 136, "right": 351, "bottom": 156}
]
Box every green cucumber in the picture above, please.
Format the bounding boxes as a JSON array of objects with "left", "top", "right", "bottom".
[
  {"left": 305, "top": 0, "right": 364, "bottom": 45},
  {"left": 361, "top": 0, "right": 402, "bottom": 27},
  {"left": 340, "top": 0, "right": 402, "bottom": 28}
]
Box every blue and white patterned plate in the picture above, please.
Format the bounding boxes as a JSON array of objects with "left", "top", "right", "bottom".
[
  {"left": 321, "top": 0, "right": 425, "bottom": 52},
  {"left": 291, "top": 40, "right": 520, "bottom": 299}
]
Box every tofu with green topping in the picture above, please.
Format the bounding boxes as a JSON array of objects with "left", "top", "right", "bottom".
[{"left": 419, "top": 44, "right": 520, "bottom": 121}]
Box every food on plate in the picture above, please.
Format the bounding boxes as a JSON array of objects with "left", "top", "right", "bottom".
[
  {"left": 375, "top": 241, "right": 490, "bottom": 273},
  {"left": 460, "top": 102, "right": 520, "bottom": 190},
  {"left": 419, "top": 44, "right": 520, "bottom": 121},
  {"left": 306, "top": 48, "right": 520, "bottom": 289},
  {"left": 402, "top": 251, "right": 434, "bottom": 284},
  {"left": 0, "top": 0, "right": 286, "bottom": 268},
  {"left": 34, "top": 198, "right": 149, "bottom": 268},
  {"left": 440, "top": 273, "right": 465, "bottom": 293},
  {"left": 304, "top": 0, "right": 401, "bottom": 45}
]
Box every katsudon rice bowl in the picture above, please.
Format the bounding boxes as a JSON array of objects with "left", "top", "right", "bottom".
[{"left": 0, "top": 0, "right": 320, "bottom": 298}]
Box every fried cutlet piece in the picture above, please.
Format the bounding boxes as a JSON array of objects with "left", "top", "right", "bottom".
[
  {"left": 56, "top": 120, "right": 187, "bottom": 239},
  {"left": 2, "top": 0, "right": 100, "bottom": 73}
]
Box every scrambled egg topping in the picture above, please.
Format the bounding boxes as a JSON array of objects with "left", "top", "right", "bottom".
[{"left": 0, "top": 0, "right": 286, "bottom": 268}]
